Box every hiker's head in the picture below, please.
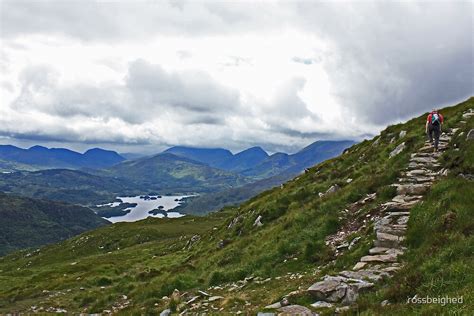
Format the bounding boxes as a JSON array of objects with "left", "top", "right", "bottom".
[{"left": 432, "top": 108, "right": 438, "bottom": 113}]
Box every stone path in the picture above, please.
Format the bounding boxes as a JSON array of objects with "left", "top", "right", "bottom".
[{"left": 270, "top": 122, "right": 465, "bottom": 314}]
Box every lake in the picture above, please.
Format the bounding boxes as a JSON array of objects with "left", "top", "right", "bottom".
[{"left": 102, "top": 195, "right": 190, "bottom": 223}]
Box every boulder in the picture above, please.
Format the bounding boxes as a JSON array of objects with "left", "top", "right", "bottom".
[
  {"left": 277, "top": 305, "right": 314, "bottom": 315},
  {"left": 307, "top": 276, "right": 347, "bottom": 302},
  {"left": 389, "top": 142, "right": 405, "bottom": 158},
  {"left": 254, "top": 215, "right": 263, "bottom": 227}
]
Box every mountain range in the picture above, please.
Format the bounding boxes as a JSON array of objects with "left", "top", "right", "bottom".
[{"left": 0, "top": 145, "right": 125, "bottom": 170}]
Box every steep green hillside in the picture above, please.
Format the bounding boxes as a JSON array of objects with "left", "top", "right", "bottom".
[
  {"left": 0, "top": 98, "right": 472, "bottom": 314},
  {"left": 0, "top": 192, "right": 109, "bottom": 256}
]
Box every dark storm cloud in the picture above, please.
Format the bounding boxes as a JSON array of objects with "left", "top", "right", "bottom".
[{"left": 292, "top": 1, "right": 473, "bottom": 124}]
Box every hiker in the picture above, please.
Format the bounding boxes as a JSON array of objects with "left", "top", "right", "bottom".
[{"left": 425, "top": 109, "right": 444, "bottom": 151}]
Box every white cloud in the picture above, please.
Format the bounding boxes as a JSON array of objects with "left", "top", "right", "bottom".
[{"left": 0, "top": 0, "right": 472, "bottom": 153}]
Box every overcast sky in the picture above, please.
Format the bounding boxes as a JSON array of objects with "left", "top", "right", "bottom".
[{"left": 0, "top": 0, "right": 472, "bottom": 154}]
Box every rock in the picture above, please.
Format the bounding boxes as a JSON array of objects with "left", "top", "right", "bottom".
[
  {"left": 346, "top": 178, "right": 353, "bottom": 183},
  {"left": 352, "top": 262, "right": 367, "bottom": 271},
  {"left": 462, "top": 112, "right": 474, "bottom": 119},
  {"left": 311, "top": 301, "right": 333, "bottom": 309},
  {"left": 217, "top": 239, "right": 231, "bottom": 249},
  {"left": 326, "top": 184, "right": 340, "bottom": 194},
  {"left": 360, "top": 254, "right": 398, "bottom": 263},
  {"left": 389, "top": 142, "right": 405, "bottom": 158},
  {"left": 339, "top": 270, "right": 388, "bottom": 282},
  {"left": 264, "top": 302, "right": 281, "bottom": 309},
  {"left": 399, "top": 130, "right": 407, "bottom": 138},
  {"left": 348, "top": 237, "right": 361, "bottom": 250},
  {"left": 336, "top": 306, "right": 351, "bottom": 313},
  {"left": 160, "top": 309, "right": 171, "bottom": 316},
  {"left": 467, "top": 129, "right": 474, "bottom": 140},
  {"left": 318, "top": 192, "right": 324, "bottom": 198},
  {"left": 381, "top": 299, "right": 390, "bottom": 306},
  {"left": 254, "top": 215, "right": 263, "bottom": 227},
  {"left": 208, "top": 296, "right": 223, "bottom": 302},
  {"left": 186, "top": 296, "right": 200, "bottom": 305},
  {"left": 395, "top": 184, "right": 429, "bottom": 195},
  {"left": 258, "top": 313, "right": 276, "bottom": 316},
  {"left": 277, "top": 305, "right": 314, "bottom": 315},
  {"left": 308, "top": 277, "right": 347, "bottom": 302},
  {"left": 280, "top": 297, "right": 290, "bottom": 306},
  {"left": 198, "top": 290, "right": 211, "bottom": 297},
  {"left": 336, "top": 242, "right": 349, "bottom": 250}
]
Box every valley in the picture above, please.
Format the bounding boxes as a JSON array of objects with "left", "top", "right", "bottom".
[{"left": 0, "top": 98, "right": 471, "bottom": 314}]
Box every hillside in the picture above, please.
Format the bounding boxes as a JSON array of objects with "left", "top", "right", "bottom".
[
  {"left": 0, "top": 192, "right": 109, "bottom": 256},
  {"left": 0, "top": 169, "right": 144, "bottom": 205},
  {"left": 0, "top": 98, "right": 472, "bottom": 315},
  {"left": 0, "top": 145, "right": 125, "bottom": 171},
  {"left": 100, "top": 153, "right": 250, "bottom": 193}
]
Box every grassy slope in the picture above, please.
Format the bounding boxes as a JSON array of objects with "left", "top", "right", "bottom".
[
  {"left": 357, "top": 108, "right": 474, "bottom": 315},
  {"left": 0, "top": 193, "right": 110, "bottom": 256},
  {"left": 0, "top": 98, "right": 472, "bottom": 314}
]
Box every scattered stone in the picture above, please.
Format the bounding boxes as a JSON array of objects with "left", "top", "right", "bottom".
[
  {"left": 399, "top": 130, "right": 407, "bottom": 138},
  {"left": 352, "top": 262, "right": 367, "bottom": 271},
  {"left": 254, "top": 215, "right": 263, "bottom": 227},
  {"left": 311, "top": 301, "right": 333, "bottom": 309},
  {"left": 346, "top": 178, "right": 353, "bottom": 183},
  {"left": 198, "top": 290, "right": 211, "bottom": 297},
  {"left": 326, "top": 184, "right": 340, "bottom": 194},
  {"left": 264, "top": 302, "right": 281, "bottom": 309},
  {"left": 308, "top": 276, "right": 347, "bottom": 302},
  {"left": 160, "top": 309, "right": 171, "bottom": 316},
  {"left": 348, "top": 236, "right": 361, "bottom": 250},
  {"left": 277, "top": 305, "right": 314, "bottom": 315},
  {"left": 381, "top": 299, "right": 390, "bottom": 306},
  {"left": 389, "top": 142, "right": 405, "bottom": 158},
  {"left": 208, "top": 296, "right": 223, "bottom": 302}
]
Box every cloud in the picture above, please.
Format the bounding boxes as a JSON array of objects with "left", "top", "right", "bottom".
[
  {"left": 0, "top": 1, "right": 472, "bottom": 154},
  {"left": 292, "top": 1, "right": 473, "bottom": 124}
]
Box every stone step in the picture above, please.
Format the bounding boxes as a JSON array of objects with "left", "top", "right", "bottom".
[
  {"left": 407, "top": 162, "right": 441, "bottom": 169},
  {"left": 411, "top": 152, "right": 442, "bottom": 158},
  {"left": 394, "top": 183, "right": 430, "bottom": 195},
  {"left": 391, "top": 195, "right": 423, "bottom": 203},
  {"left": 360, "top": 253, "right": 398, "bottom": 263},
  {"left": 339, "top": 270, "right": 390, "bottom": 282},
  {"left": 374, "top": 239, "right": 402, "bottom": 248},
  {"left": 376, "top": 232, "right": 405, "bottom": 243},
  {"left": 381, "top": 202, "right": 413, "bottom": 212},
  {"left": 398, "top": 176, "right": 434, "bottom": 184},
  {"left": 410, "top": 157, "right": 438, "bottom": 164},
  {"left": 376, "top": 226, "right": 407, "bottom": 236}
]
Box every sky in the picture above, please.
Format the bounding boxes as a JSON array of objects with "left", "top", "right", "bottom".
[{"left": 0, "top": 0, "right": 472, "bottom": 155}]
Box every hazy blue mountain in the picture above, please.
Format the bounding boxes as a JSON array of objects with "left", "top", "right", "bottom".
[
  {"left": 164, "top": 146, "right": 233, "bottom": 167},
  {"left": 242, "top": 140, "right": 355, "bottom": 179},
  {"left": 83, "top": 148, "right": 126, "bottom": 168},
  {"left": 0, "top": 192, "right": 109, "bottom": 256},
  {"left": 218, "top": 146, "right": 269, "bottom": 172},
  {"left": 0, "top": 145, "right": 125, "bottom": 170}
]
